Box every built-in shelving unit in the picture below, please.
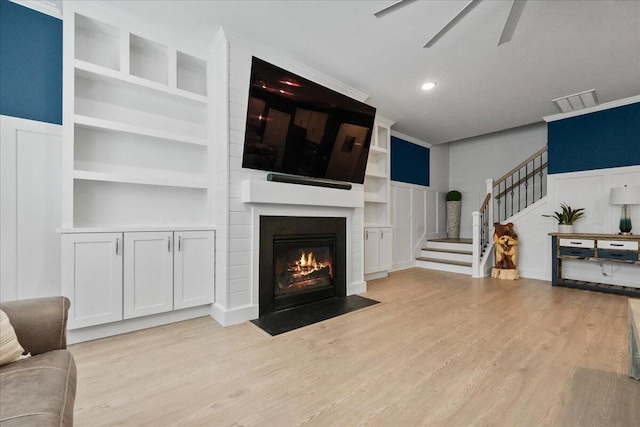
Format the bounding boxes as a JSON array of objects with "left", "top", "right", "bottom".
[
  {"left": 62, "top": 4, "right": 211, "bottom": 228},
  {"left": 364, "top": 117, "right": 394, "bottom": 227}
]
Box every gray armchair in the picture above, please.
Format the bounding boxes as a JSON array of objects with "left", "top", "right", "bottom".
[{"left": 0, "top": 297, "right": 76, "bottom": 426}]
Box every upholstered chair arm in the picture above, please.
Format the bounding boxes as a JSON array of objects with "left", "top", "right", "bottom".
[{"left": 0, "top": 296, "right": 70, "bottom": 355}]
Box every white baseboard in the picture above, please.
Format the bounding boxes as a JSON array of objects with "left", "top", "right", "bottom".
[
  {"left": 211, "top": 302, "right": 258, "bottom": 327},
  {"left": 364, "top": 271, "right": 389, "bottom": 282},
  {"left": 348, "top": 280, "right": 367, "bottom": 295},
  {"left": 67, "top": 305, "right": 212, "bottom": 344}
]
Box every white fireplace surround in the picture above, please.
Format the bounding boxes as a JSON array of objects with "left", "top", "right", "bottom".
[{"left": 239, "top": 178, "right": 366, "bottom": 321}]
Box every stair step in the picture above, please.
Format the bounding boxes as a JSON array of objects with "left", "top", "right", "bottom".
[
  {"left": 415, "top": 257, "right": 472, "bottom": 267},
  {"left": 425, "top": 239, "right": 473, "bottom": 252},
  {"left": 421, "top": 248, "right": 472, "bottom": 255},
  {"left": 415, "top": 257, "right": 472, "bottom": 275},
  {"left": 427, "top": 238, "right": 473, "bottom": 244}
]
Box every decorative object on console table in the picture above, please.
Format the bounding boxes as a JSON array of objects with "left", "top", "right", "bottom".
[
  {"left": 542, "top": 202, "right": 585, "bottom": 234},
  {"left": 446, "top": 190, "right": 462, "bottom": 239},
  {"left": 610, "top": 185, "right": 640, "bottom": 235},
  {"left": 491, "top": 222, "right": 519, "bottom": 280}
]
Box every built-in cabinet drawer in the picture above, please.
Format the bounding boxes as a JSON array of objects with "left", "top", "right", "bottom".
[{"left": 559, "top": 238, "right": 595, "bottom": 248}]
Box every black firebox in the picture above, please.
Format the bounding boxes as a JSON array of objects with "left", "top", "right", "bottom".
[{"left": 259, "top": 216, "right": 346, "bottom": 316}]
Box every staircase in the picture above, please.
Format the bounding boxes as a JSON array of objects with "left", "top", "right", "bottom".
[
  {"left": 415, "top": 145, "right": 548, "bottom": 277},
  {"left": 416, "top": 238, "right": 473, "bottom": 275}
]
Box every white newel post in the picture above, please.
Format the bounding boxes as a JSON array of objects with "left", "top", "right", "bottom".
[{"left": 472, "top": 211, "right": 482, "bottom": 278}]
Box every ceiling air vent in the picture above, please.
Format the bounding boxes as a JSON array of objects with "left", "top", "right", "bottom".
[{"left": 553, "top": 89, "right": 599, "bottom": 113}]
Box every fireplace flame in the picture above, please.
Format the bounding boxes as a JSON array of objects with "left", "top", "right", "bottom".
[{"left": 292, "top": 251, "right": 331, "bottom": 277}]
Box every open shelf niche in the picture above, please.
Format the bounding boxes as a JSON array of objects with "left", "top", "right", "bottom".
[
  {"left": 63, "top": 4, "right": 211, "bottom": 228},
  {"left": 363, "top": 117, "right": 394, "bottom": 227}
]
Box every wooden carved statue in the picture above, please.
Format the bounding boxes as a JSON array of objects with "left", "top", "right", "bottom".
[{"left": 492, "top": 222, "right": 520, "bottom": 280}]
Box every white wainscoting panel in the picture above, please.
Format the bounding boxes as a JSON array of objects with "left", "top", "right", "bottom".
[{"left": 1, "top": 116, "right": 62, "bottom": 301}]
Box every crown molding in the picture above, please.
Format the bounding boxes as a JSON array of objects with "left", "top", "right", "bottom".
[
  {"left": 10, "top": 0, "right": 62, "bottom": 18},
  {"left": 391, "top": 130, "right": 431, "bottom": 148}
]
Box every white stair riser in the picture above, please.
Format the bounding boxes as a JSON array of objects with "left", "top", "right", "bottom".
[
  {"left": 415, "top": 260, "right": 472, "bottom": 275},
  {"left": 426, "top": 241, "right": 473, "bottom": 252},
  {"left": 420, "top": 250, "right": 473, "bottom": 263}
]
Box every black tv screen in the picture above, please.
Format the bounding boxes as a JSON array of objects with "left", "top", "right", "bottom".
[{"left": 242, "top": 57, "right": 377, "bottom": 184}]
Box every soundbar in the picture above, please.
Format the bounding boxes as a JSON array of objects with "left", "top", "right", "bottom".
[{"left": 267, "top": 173, "right": 352, "bottom": 190}]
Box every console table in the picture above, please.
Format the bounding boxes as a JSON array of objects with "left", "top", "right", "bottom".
[{"left": 550, "top": 233, "right": 640, "bottom": 297}]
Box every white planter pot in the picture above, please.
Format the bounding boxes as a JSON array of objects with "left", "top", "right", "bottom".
[
  {"left": 558, "top": 224, "right": 574, "bottom": 234},
  {"left": 446, "top": 201, "right": 461, "bottom": 239}
]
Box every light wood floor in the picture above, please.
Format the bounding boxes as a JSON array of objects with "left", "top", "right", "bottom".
[{"left": 70, "top": 268, "right": 640, "bottom": 426}]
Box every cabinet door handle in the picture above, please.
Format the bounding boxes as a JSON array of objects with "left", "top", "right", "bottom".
[
  {"left": 115, "top": 238, "right": 119, "bottom": 255},
  {"left": 365, "top": 230, "right": 369, "bottom": 240},
  {"left": 381, "top": 231, "right": 384, "bottom": 239},
  {"left": 178, "top": 236, "right": 182, "bottom": 252},
  {"left": 168, "top": 237, "right": 171, "bottom": 252},
  {"left": 570, "top": 242, "right": 583, "bottom": 245},
  {"left": 610, "top": 243, "right": 624, "bottom": 247}
]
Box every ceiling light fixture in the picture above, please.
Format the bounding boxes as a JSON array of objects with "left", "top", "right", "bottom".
[
  {"left": 553, "top": 89, "right": 599, "bottom": 113},
  {"left": 421, "top": 82, "right": 436, "bottom": 90}
]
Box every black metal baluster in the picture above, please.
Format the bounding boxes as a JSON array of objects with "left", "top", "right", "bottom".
[{"left": 524, "top": 162, "right": 529, "bottom": 208}]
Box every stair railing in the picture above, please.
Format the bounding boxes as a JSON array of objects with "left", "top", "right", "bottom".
[{"left": 472, "top": 145, "right": 548, "bottom": 277}]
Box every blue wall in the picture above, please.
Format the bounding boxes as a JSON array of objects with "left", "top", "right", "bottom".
[
  {"left": 390, "top": 136, "right": 430, "bottom": 186},
  {"left": 548, "top": 102, "right": 640, "bottom": 174},
  {"left": 0, "top": 0, "right": 62, "bottom": 124}
]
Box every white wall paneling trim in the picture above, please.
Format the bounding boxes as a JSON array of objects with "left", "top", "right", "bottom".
[{"left": 1, "top": 116, "right": 62, "bottom": 302}]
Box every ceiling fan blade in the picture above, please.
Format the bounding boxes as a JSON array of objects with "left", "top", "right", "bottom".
[
  {"left": 498, "top": 0, "right": 527, "bottom": 46},
  {"left": 374, "top": 0, "right": 419, "bottom": 19},
  {"left": 423, "top": 0, "right": 483, "bottom": 48}
]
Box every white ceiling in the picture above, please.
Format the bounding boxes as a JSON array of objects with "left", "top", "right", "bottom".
[{"left": 109, "top": 0, "right": 640, "bottom": 145}]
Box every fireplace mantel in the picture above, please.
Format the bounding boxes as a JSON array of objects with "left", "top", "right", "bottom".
[{"left": 241, "top": 179, "right": 364, "bottom": 208}]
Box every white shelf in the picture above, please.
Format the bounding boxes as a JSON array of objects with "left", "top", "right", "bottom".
[
  {"left": 365, "top": 170, "right": 388, "bottom": 179},
  {"left": 73, "top": 170, "right": 207, "bottom": 189},
  {"left": 74, "top": 115, "right": 207, "bottom": 147},
  {"left": 58, "top": 225, "right": 215, "bottom": 234},
  {"left": 74, "top": 60, "right": 208, "bottom": 104},
  {"left": 64, "top": 4, "right": 211, "bottom": 229},
  {"left": 364, "top": 194, "right": 388, "bottom": 203},
  {"left": 369, "top": 145, "right": 388, "bottom": 155}
]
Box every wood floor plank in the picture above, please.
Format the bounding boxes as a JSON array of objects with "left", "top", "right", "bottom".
[{"left": 70, "top": 268, "right": 640, "bottom": 426}]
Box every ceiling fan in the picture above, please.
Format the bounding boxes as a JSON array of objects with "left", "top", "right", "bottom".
[{"left": 374, "top": 0, "right": 528, "bottom": 48}]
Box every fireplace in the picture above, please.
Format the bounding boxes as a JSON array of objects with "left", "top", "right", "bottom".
[{"left": 259, "top": 216, "right": 346, "bottom": 316}]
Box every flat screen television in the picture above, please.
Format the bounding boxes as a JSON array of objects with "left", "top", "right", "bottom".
[{"left": 242, "top": 57, "right": 377, "bottom": 184}]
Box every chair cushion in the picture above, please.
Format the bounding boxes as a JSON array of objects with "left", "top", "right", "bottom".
[
  {"left": 0, "top": 350, "right": 76, "bottom": 427},
  {"left": 0, "top": 310, "right": 28, "bottom": 366}
]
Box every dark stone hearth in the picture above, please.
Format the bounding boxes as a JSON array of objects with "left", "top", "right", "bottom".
[{"left": 250, "top": 295, "right": 379, "bottom": 336}]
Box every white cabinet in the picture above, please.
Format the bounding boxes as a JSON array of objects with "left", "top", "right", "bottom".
[
  {"left": 61, "top": 230, "right": 214, "bottom": 330},
  {"left": 364, "top": 227, "right": 393, "bottom": 276},
  {"left": 379, "top": 227, "right": 393, "bottom": 271},
  {"left": 123, "top": 232, "right": 174, "bottom": 319},
  {"left": 61, "top": 233, "right": 123, "bottom": 329},
  {"left": 174, "top": 231, "right": 215, "bottom": 309},
  {"left": 364, "top": 228, "right": 381, "bottom": 274}
]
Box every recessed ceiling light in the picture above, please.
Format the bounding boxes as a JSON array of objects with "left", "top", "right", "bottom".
[{"left": 421, "top": 82, "right": 436, "bottom": 91}]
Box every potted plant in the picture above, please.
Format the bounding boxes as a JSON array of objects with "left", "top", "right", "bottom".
[
  {"left": 543, "top": 203, "right": 585, "bottom": 233},
  {"left": 446, "top": 190, "right": 462, "bottom": 239}
]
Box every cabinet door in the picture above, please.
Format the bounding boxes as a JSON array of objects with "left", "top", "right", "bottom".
[
  {"left": 379, "top": 227, "right": 393, "bottom": 271},
  {"left": 364, "top": 227, "right": 380, "bottom": 274},
  {"left": 174, "top": 231, "right": 214, "bottom": 309},
  {"left": 123, "top": 232, "right": 174, "bottom": 319},
  {"left": 61, "top": 233, "right": 122, "bottom": 329}
]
